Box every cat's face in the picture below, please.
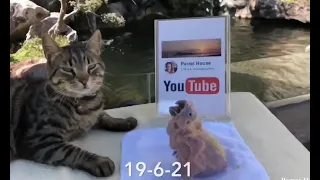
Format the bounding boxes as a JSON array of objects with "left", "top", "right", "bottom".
[{"left": 42, "top": 30, "right": 105, "bottom": 98}]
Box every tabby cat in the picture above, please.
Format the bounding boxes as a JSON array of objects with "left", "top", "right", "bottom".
[{"left": 10, "top": 30, "right": 138, "bottom": 177}]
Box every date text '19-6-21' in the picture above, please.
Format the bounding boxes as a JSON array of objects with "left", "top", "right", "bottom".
[{"left": 125, "top": 162, "right": 190, "bottom": 177}]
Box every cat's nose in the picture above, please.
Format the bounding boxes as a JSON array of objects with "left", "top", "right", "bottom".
[
  {"left": 79, "top": 79, "right": 88, "bottom": 88},
  {"left": 78, "top": 73, "right": 89, "bottom": 88}
]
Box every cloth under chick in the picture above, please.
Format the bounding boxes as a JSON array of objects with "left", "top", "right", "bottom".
[{"left": 166, "top": 100, "right": 228, "bottom": 180}]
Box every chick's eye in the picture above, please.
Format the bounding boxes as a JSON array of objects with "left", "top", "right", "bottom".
[{"left": 189, "top": 113, "right": 192, "bottom": 116}]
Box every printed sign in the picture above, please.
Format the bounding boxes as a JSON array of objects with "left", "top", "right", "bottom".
[{"left": 155, "top": 17, "right": 230, "bottom": 117}]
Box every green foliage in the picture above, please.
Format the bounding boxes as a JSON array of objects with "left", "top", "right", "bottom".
[
  {"left": 69, "top": 0, "right": 104, "bottom": 13},
  {"left": 280, "top": 0, "right": 310, "bottom": 5},
  {"left": 101, "top": 13, "right": 126, "bottom": 28},
  {"left": 10, "top": 55, "right": 18, "bottom": 63},
  {"left": 10, "top": 36, "right": 69, "bottom": 63}
]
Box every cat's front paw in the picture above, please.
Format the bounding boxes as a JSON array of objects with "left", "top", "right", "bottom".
[
  {"left": 124, "top": 117, "right": 138, "bottom": 131},
  {"left": 85, "top": 156, "right": 115, "bottom": 177}
]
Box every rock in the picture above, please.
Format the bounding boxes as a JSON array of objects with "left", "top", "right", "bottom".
[
  {"left": 104, "top": 0, "right": 156, "bottom": 22},
  {"left": 221, "top": 0, "right": 310, "bottom": 23},
  {"left": 71, "top": 0, "right": 166, "bottom": 31},
  {"left": 10, "top": 58, "right": 47, "bottom": 82},
  {"left": 145, "top": 0, "right": 168, "bottom": 17},
  {"left": 235, "top": 4, "right": 252, "bottom": 18},
  {"left": 221, "top": 0, "right": 248, "bottom": 8},
  {"left": 26, "top": 12, "right": 78, "bottom": 42},
  {"left": 221, "top": 0, "right": 259, "bottom": 18},
  {"left": 10, "top": 0, "right": 50, "bottom": 41},
  {"left": 86, "top": 12, "right": 98, "bottom": 33},
  {"left": 30, "top": 0, "right": 61, "bottom": 12},
  {"left": 67, "top": 0, "right": 105, "bottom": 33},
  {"left": 162, "top": 0, "right": 221, "bottom": 16},
  {"left": 102, "top": 39, "right": 114, "bottom": 45},
  {"left": 253, "top": 0, "right": 310, "bottom": 23}
]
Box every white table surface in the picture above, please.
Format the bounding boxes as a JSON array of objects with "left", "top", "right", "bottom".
[{"left": 10, "top": 92, "right": 310, "bottom": 180}]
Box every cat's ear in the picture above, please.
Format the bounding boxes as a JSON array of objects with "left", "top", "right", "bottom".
[
  {"left": 86, "top": 30, "right": 102, "bottom": 56},
  {"left": 41, "top": 34, "right": 62, "bottom": 63}
]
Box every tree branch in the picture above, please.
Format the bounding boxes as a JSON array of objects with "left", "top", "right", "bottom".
[
  {"left": 63, "top": 9, "right": 80, "bottom": 23},
  {"left": 57, "top": 0, "right": 67, "bottom": 26},
  {"left": 48, "top": 0, "right": 67, "bottom": 36}
]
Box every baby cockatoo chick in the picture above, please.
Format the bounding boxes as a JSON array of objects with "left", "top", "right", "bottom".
[{"left": 167, "top": 100, "right": 228, "bottom": 180}]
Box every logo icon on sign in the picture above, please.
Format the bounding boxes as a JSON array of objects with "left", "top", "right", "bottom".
[
  {"left": 163, "top": 77, "right": 220, "bottom": 94},
  {"left": 186, "top": 77, "right": 219, "bottom": 94}
]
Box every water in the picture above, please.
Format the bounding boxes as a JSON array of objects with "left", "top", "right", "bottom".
[{"left": 100, "top": 18, "right": 310, "bottom": 108}]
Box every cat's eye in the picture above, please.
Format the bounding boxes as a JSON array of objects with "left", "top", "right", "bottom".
[
  {"left": 88, "top": 64, "right": 97, "bottom": 73},
  {"left": 88, "top": 64, "right": 97, "bottom": 70},
  {"left": 60, "top": 67, "right": 74, "bottom": 73}
]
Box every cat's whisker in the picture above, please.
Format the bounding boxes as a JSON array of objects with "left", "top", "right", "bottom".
[
  {"left": 46, "top": 91, "right": 60, "bottom": 104},
  {"left": 59, "top": 95, "right": 67, "bottom": 107},
  {"left": 102, "top": 84, "right": 113, "bottom": 91},
  {"left": 53, "top": 94, "right": 64, "bottom": 105},
  {"left": 101, "top": 85, "right": 119, "bottom": 97},
  {"left": 104, "top": 71, "right": 113, "bottom": 76},
  {"left": 104, "top": 82, "right": 112, "bottom": 86}
]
